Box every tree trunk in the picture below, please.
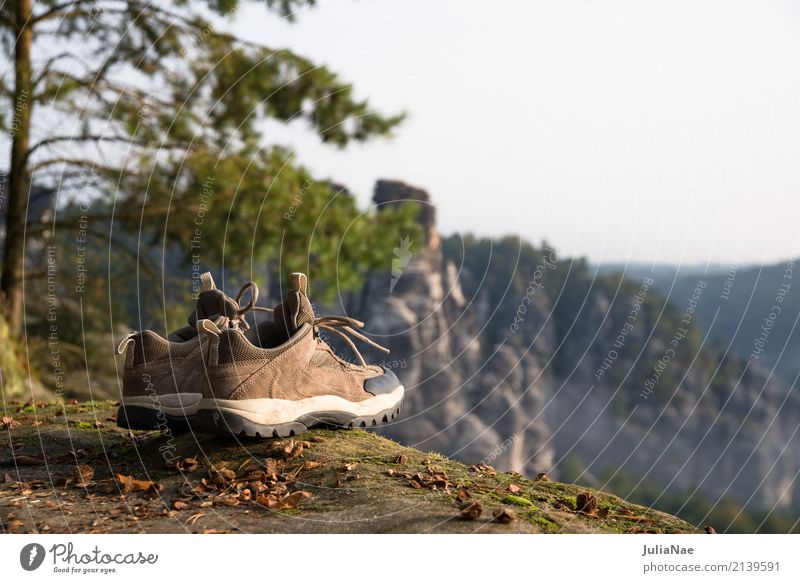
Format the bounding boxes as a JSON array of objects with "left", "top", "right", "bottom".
[{"left": 1, "top": 0, "right": 33, "bottom": 336}]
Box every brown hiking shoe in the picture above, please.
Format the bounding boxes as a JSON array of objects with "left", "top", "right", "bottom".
[
  {"left": 191, "top": 273, "right": 404, "bottom": 437},
  {"left": 116, "top": 272, "right": 267, "bottom": 432}
]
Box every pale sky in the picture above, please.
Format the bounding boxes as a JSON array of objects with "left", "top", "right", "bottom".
[{"left": 229, "top": 0, "right": 800, "bottom": 264}]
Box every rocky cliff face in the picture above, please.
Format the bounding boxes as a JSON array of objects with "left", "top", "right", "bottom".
[
  {"left": 347, "top": 180, "right": 800, "bottom": 515},
  {"left": 348, "top": 180, "right": 555, "bottom": 477}
]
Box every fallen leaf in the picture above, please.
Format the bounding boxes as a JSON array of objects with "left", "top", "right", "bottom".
[
  {"left": 264, "top": 458, "right": 281, "bottom": 480},
  {"left": 534, "top": 472, "right": 551, "bottom": 482},
  {"left": 173, "top": 500, "right": 191, "bottom": 511},
  {"left": 468, "top": 464, "right": 496, "bottom": 476},
  {"left": 492, "top": 507, "right": 516, "bottom": 524},
  {"left": 115, "top": 474, "right": 163, "bottom": 495},
  {"left": 209, "top": 467, "right": 236, "bottom": 486},
  {"left": 256, "top": 490, "right": 312, "bottom": 510},
  {"left": 1, "top": 416, "right": 20, "bottom": 429},
  {"left": 344, "top": 462, "right": 359, "bottom": 471},
  {"left": 576, "top": 492, "right": 598, "bottom": 514},
  {"left": 460, "top": 501, "right": 483, "bottom": 520},
  {"left": 395, "top": 454, "right": 408, "bottom": 464},
  {"left": 176, "top": 457, "right": 199, "bottom": 473},
  {"left": 597, "top": 506, "right": 610, "bottom": 519},
  {"left": 455, "top": 488, "right": 472, "bottom": 508},
  {"left": 507, "top": 483, "right": 521, "bottom": 494},
  {"left": 71, "top": 464, "right": 95, "bottom": 487}
]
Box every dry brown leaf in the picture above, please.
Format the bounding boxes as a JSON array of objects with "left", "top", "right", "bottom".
[
  {"left": 507, "top": 483, "right": 521, "bottom": 494},
  {"left": 256, "top": 490, "right": 312, "bottom": 510},
  {"left": 455, "top": 488, "right": 473, "bottom": 509},
  {"left": 209, "top": 467, "right": 236, "bottom": 486},
  {"left": 492, "top": 507, "right": 516, "bottom": 524},
  {"left": 553, "top": 499, "right": 575, "bottom": 511},
  {"left": 264, "top": 457, "right": 281, "bottom": 480},
  {"left": 176, "top": 457, "right": 199, "bottom": 473},
  {"left": 395, "top": 454, "right": 408, "bottom": 464},
  {"left": 344, "top": 462, "right": 359, "bottom": 471},
  {"left": 115, "top": 473, "right": 163, "bottom": 495},
  {"left": 173, "top": 500, "right": 191, "bottom": 511},
  {"left": 576, "top": 492, "right": 598, "bottom": 514},
  {"left": 534, "top": 472, "right": 551, "bottom": 482},
  {"left": 274, "top": 440, "right": 305, "bottom": 460},
  {"left": 597, "top": 506, "right": 610, "bottom": 519},
  {"left": 71, "top": 464, "right": 95, "bottom": 487},
  {"left": 1, "top": 416, "right": 20, "bottom": 429},
  {"left": 460, "top": 501, "right": 483, "bottom": 520}
]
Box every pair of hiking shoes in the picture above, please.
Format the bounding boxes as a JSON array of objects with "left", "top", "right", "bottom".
[{"left": 116, "top": 272, "right": 404, "bottom": 438}]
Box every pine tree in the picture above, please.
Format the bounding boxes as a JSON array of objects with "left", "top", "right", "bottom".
[{"left": 0, "top": 0, "right": 416, "bottom": 334}]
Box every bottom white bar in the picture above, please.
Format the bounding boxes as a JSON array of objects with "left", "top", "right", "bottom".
[{"left": 1, "top": 534, "right": 797, "bottom": 582}]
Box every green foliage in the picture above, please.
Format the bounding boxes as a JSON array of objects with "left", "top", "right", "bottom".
[{"left": 1, "top": 0, "right": 412, "bottom": 307}]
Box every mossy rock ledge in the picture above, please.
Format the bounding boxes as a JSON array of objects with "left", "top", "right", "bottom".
[{"left": 0, "top": 400, "right": 700, "bottom": 534}]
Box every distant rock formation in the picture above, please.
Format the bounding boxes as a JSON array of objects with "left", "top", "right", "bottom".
[{"left": 350, "top": 180, "right": 555, "bottom": 474}]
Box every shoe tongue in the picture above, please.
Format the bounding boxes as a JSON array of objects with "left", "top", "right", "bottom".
[
  {"left": 273, "top": 273, "right": 315, "bottom": 341},
  {"left": 187, "top": 272, "right": 241, "bottom": 327}
]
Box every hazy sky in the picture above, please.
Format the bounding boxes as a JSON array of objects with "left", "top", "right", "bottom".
[{"left": 226, "top": 0, "right": 800, "bottom": 265}]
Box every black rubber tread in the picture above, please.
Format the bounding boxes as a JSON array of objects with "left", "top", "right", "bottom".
[
  {"left": 116, "top": 405, "right": 191, "bottom": 434},
  {"left": 190, "top": 400, "right": 404, "bottom": 438}
]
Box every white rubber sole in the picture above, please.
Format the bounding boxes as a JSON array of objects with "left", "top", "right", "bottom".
[{"left": 197, "top": 385, "right": 405, "bottom": 426}]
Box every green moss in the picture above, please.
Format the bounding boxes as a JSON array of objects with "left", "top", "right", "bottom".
[
  {"left": 531, "top": 515, "right": 559, "bottom": 532},
  {"left": 503, "top": 494, "right": 536, "bottom": 507},
  {"left": 2, "top": 401, "right": 701, "bottom": 533}
]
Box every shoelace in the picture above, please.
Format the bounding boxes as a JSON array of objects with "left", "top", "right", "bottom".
[
  {"left": 313, "top": 315, "right": 390, "bottom": 366},
  {"left": 214, "top": 281, "right": 389, "bottom": 364},
  {"left": 209, "top": 281, "right": 273, "bottom": 331}
]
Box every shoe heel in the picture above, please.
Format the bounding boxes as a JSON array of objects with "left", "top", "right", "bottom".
[{"left": 116, "top": 405, "right": 190, "bottom": 434}]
